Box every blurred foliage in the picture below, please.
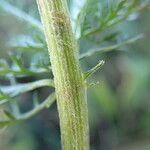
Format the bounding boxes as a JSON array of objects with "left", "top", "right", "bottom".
[{"left": 0, "top": 0, "right": 150, "bottom": 150}]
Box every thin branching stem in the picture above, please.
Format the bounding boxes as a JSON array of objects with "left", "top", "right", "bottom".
[
  {"left": 79, "top": 34, "right": 143, "bottom": 60},
  {"left": 0, "top": 0, "right": 43, "bottom": 30},
  {"left": 0, "top": 92, "right": 56, "bottom": 127},
  {"left": 0, "top": 79, "right": 54, "bottom": 105}
]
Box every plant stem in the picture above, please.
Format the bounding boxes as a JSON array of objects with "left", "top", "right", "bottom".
[
  {"left": 36, "top": 0, "right": 89, "bottom": 149},
  {"left": 79, "top": 34, "right": 143, "bottom": 60},
  {"left": 17, "top": 92, "right": 56, "bottom": 121}
]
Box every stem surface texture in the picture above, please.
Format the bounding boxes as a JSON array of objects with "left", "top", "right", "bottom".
[{"left": 37, "top": 0, "right": 89, "bottom": 149}]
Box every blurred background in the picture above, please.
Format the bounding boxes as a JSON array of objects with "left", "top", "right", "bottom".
[{"left": 0, "top": 0, "right": 150, "bottom": 150}]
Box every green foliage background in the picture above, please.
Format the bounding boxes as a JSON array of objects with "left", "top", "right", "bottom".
[{"left": 0, "top": 0, "right": 150, "bottom": 149}]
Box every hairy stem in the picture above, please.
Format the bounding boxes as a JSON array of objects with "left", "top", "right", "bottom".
[{"left": 36, "top": 0, "right": 89, "bottom": 149}]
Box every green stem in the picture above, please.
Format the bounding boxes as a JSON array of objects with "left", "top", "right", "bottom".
[
  {"left": 36, "top": 0, "right": 89, "bottom": 150},
  {"left": 0, "top": 0, "right": 42, "bottom": 30},
  {"left": 79, "top": 34, "right": 143, "bottom": 60},
  {"left": 0, "top": 92, "right": 56, "bottom": 127},
  {"left": 17, "top": 92, "right": 56, "bottom": 121},
  {"left": 0, "top": 79, "right": 54, "bottom": 105}
]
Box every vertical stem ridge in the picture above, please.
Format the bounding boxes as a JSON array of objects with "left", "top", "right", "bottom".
[{"left": 37, "top": 0, "right": 89, "bottom": 149}]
